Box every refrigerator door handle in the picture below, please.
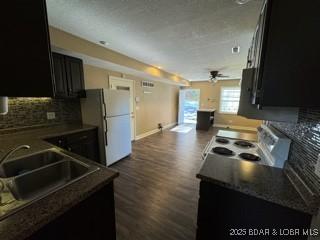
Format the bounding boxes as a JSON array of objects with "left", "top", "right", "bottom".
[
  {"left": 102, "top": 102, "right": 107, "bottom": 119},
  {"left": 103, "top": 117, "right": 107, "bottom": 131},
  {"left": 103, "top": 119, "right": 108, "bottom": 146},
  {"left": 105, "top": 131, "right": 108, "bottom": 146}
]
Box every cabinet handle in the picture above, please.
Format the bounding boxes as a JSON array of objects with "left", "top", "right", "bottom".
[{"left": 68, "top": 147, "right": 72, "bottom": 151}]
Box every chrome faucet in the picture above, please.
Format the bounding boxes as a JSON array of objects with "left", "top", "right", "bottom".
[{"left": 0, "top": 145, "right": 30, "bottom": 165}]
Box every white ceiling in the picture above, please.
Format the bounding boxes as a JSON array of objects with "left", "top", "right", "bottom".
[{"left": 46, "top": 0, "right": 262, "bottom": 81}]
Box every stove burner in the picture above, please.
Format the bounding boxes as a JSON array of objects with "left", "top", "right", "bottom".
[
  {"left": 239, "top": 153, "right": 261, "bottom": 162},
  {"left": 212, "top": 147, "right": 235, "bottom": 156},
  {"left": 215, "top": 138, "right": 230, "bottom": 144},
  {"left": 234, "top": 140, "right": 255, "bottom": 148}
]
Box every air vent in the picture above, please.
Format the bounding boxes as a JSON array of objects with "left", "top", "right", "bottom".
[
  {"left": 232, "top": 46, "right": 240, "bottom": 54},
  {"left": 142, "top": 81, "right": 154, "bottom": 88}
]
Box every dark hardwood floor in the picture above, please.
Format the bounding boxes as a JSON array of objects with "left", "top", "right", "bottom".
[{"left": 110, "top": 125, "right": 218, "bottom": 240}]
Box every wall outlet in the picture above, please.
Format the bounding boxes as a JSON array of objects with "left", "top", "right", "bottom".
[
  {"left": 315, "top": 154, "right": 320, "bottom": 177},
  {"left": 47, "top": 112, "right": 56, "bottom": 120}
]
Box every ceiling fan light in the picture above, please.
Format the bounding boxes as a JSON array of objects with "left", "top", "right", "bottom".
[{"left": 235, "top": 0, "right": 252, "bottom": 5}]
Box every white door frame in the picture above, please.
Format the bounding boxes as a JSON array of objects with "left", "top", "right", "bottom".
[
  {"left": 178, "top": 88, "right": 201, "bottom": 124},
  {"left": 178, "top": 89, "right": 186, "bottom": 124},
  {"left": 109, "top": 76, "right": 136, "bottom": 141}
]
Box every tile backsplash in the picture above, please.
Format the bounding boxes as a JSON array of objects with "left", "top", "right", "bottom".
[
  {"left": 0, "top": 98, "right": 82, "bottom": 130},
  {"left": 270, "top": 108, "right": 320, "bottom": 193}
]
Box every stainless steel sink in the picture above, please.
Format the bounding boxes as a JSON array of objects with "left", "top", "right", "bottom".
[
  {"left": 7, "top": 160, "right": 90, "bottom": 200},
  {"left": 0, "top": 151, "right": 64, "bottom": 178},
  {"left": 0, "top": 149, "right": 100, "bottom": 220}
]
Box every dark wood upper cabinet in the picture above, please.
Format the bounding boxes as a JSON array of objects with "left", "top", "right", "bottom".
[
  {"left": 1, "top": 1, "right": 85, "bottom": 98},
  {"left": 241, "top": 0, "right": 320, "bottom": 108},
  {"left": 1, "top": 0, "right": 54, "bottom": 97},
  {"left": 52, "top": 53, "right": 68, "bottom": 98},
  {"left": 65, "top": 56, "right": 85, "bottom": 98},
  {"left": 52, "top": 53, "right": 86, "bottom": 98}
]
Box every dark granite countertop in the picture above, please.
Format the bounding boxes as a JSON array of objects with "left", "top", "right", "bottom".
[
  {"left": 0, "top": 124, "right": 119, "bottom": 240},
  {"left": 197, "top": 154, "right": 316, "bottom": 215}
]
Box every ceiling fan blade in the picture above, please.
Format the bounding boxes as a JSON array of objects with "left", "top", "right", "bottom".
[{"left": 217, "top": 74, "right": 230, "bottom": 78}]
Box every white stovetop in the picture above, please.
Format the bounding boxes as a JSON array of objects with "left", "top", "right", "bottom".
[{"left": 206, "top": 136, "right": 270, "bottom": 166}]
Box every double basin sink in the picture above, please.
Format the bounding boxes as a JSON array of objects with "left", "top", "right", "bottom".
[{"left": 0, "top": 148, "right": 99, "bottom": 219}]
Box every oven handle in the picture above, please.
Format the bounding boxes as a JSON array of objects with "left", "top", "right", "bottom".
[{"left": 201, "top": 141, "right": 211, "bottom": 160}]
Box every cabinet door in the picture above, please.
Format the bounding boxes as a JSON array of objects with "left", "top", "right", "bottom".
[
  {"left": 65, "top": 56, "right": 85, "bottom": 98},
  {"left": 27, "top": 183, "right": 116, "bottom": 240},
  {"left": 66, "top": 130, "right": 99, "bottom": 162},
  {"left": 67, "top": 140, "right": 99, "bottom": 162},
  {"left": 44, "top": 130, "right": 100, "bottom": 162},
  {"left": 251, "top": 0, "right": 269, "bottom": 105},
  {"left": 52, "top": 53, "right": 68, "bottom": 98},
  {"left": 197, "top": 181, "right": 312, "bottom": 240},
  {"left": 1, "top": 0, "right": 54, "bottom": 97}
]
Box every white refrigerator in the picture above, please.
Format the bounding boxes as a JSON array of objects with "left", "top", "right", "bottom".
[{"left": 81, "top": 89, "right": 132, "bottom": 166}]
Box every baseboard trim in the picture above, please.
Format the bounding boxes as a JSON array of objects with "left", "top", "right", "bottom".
[
  {"left": 213, "top": 124, "right": 258, "bottom": 132},
  {"left": 135, "top": 122, "right": 177, "bottom": 140}
]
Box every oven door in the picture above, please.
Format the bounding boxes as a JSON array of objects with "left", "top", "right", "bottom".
[{"left": 201, "top": 137, "right": 215, "bottom": 160}]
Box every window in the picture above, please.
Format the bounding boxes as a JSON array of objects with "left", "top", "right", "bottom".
[{"left": 219, "top": 87, "right": 241, "bottom": 114}]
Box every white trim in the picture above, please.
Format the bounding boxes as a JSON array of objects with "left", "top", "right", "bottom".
[
  {"left": 109, "top": 76, "right": 137, "bottom": 141},
  {"left": 135, "top": 122, "right": 177, "bottom": 140},
  {"left": 213, "top": 124, "right": 257, "bottom": 132},
  {"left": 109, "top": 76, "right": 133, "bottom": 85}
]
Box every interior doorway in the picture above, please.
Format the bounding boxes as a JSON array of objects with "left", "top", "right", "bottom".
[
  {"left": 109, "top": 76, "right": 136, "bottom": 141},
  {"left": 178, "top": 89, "right": 200, "bottom": 124}
]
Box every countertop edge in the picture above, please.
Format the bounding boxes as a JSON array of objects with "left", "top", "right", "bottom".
[
  {"left": 196, "top": 155, "right": 316, "bottom": 216},
  {"left": 6, "top": 168, "right": 119, "bottom": 240},
  {"left": 39, "top": 125, "right": 98, "bottom": 139},
  {"left": 196, "top": 173, "right": 315, "bottom": 215}
]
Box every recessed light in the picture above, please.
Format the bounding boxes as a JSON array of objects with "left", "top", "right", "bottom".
[
  {"left": 156, "top": 66, "right": 162, "bottom": 69},
  {"left": 99, "top": 40, "right": 109, "bottom": 46}
]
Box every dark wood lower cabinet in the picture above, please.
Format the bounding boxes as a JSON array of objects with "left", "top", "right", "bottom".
[
  {"left": 197, "top": 181, "right": 312, "bottom": 240},
  {"left": 27, "top": 182, "right": 116, "bottom": 240},
  {"left": 196, "top": 110, "right": 215, "bottom": 131},
  {"left": 45, "top": 129, "right": 100, "bottom": 163}
]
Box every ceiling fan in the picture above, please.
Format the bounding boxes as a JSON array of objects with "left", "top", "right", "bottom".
[{"left": 209, "top": 70, "right": 229, "bottom": 84}]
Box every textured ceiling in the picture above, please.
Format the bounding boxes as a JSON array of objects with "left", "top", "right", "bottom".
[{"left": 46, "top": 0, "right": 262, "bottom": 81}]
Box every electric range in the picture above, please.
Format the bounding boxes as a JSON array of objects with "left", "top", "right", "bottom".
[
  {"left": 202, "top": 135, "right": 264, "bottom": 163},
  {"left": 202, "top": 124, "right": 291, "bottom": 168}
]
